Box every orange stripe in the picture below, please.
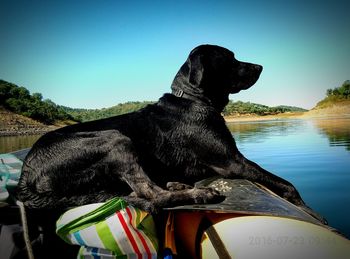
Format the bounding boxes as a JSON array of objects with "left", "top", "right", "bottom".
[
  {"left": 126, "top": 207, "right": 152, "bottom": 259},
  {"left": 116, "top": 211, "right": 142, "bottom": 259}
]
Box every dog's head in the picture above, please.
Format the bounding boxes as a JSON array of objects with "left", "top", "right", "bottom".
[{"left": 171, "top": 44, "right": 263, "bottom": 111}]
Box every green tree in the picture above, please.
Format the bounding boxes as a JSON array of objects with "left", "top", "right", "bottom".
[
  {"left": 0, "top": 79, "right": 77, "bottom": 124},
  {"left": 326, "top": 89, "right": 333, "bottom": 96},
  {"left": 341, "top": 80, "right": 350, "bottom": 97},
  {"left": 32, "top": 92, "right": 43, "bottom": 101}
]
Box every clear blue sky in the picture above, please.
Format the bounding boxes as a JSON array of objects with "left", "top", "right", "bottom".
[{"left": 1, "top": 0, "right": 349, "bottom": 109}]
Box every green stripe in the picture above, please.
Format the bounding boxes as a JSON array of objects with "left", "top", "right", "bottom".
[
  {"left": 139, "top": 215, "right": 159, "bottom": 251},
  {"left": 135, "top": 208, "right": 141, "bottom": 228},
  {"left": 96, "top": 221, "right": 124, "bottom": 256},
  {"left": 134, "top": 208, "right": 158, "bottom": 250},
  {"left": 78, "top": 247, "right": 84, "bottom": 259},
  {"left": 57, "top": 197, "right": 127, "bottom": 236}
]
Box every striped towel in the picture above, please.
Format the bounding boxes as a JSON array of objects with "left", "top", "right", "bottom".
[
  {"left": 0, "top": 153, "right": 23, "bottom": 202},
  {"left": 56, "top": 197, "right": 158, "bottom": 259}
]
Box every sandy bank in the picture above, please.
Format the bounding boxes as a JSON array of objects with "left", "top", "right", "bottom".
[{"left": 224, "top": 112, "right": 304, "bottom": 122}]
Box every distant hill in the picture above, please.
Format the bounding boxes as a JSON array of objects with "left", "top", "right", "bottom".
[
  {"left": 61, "top": 98, "right": 308, "bottom": 122},
  {"left": 2, "top": 78, "right": 348, "bottom": 136},
  {"left": 60, "top": 101, "right": 307, "bottom": 122},
  {"left": 60, "top": 101, "right": 154, "bottom": 122},
  {"left": 222, "top": 101, "right": 307, "bottom": 116},
  {"left": 0, "top": 79, "right": 309, "bottom": 125}
]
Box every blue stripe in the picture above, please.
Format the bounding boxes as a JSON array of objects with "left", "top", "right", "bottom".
[
  {"left": 73, "top": 232, "right": 85, "bottom": 246},
  {"left": 91, "top": 247, "right": 100, "bottom": 259}
]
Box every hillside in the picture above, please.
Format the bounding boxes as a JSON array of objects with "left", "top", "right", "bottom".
[
  {"left": 1, "top": 79, "right": 348, "bottom": 135},
  {"left": 223, "top": 101, "right": 307, "bottom": 116},
  {"left": 302, "top": 100, "right": 350, "bottom": 118},
  {"left": 0, "top": 106, "right": 58, "bottom": 136},
  {"left": 0, "top": 80, "right": 76, "bottom": 124},
  {"left": 314, "top": 80, "right": 349, "bottom": 109},
  {"left": 302, "top": 80, "right": 350, "bottom": 118},
  {"left": 61, "top": 101, "right": 307, "bottom": 122},
  {"left": 60, "top": 101, "right": 154, "bottom": 122}
]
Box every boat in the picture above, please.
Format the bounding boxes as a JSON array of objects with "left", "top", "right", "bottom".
[
  {"left": 1, "top": 148, "right": 350, "bottom": 258},
  {"left": 164, "top": 177, "right": 350, "bottom": 258}
]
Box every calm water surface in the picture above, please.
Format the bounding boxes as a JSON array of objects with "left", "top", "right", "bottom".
[
  {"left": 1, "top": 118, "right": 350, "bottom": 237},
  {"left": 0, "top": 135, "right": 41, "bottom": 153},
  {"left": 228, "top": 117, "right": 350, "bottom": 237}
]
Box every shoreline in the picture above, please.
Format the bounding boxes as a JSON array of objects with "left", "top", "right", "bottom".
[
  {"left": 224, "top": 112, "right": 304, "bottom": 123},
  {"left": 2, "top": 113, "right": 348, "bottom": 137},
  {"left": 225, "top": 105, "right": 350, "bottom": 123},
  {"left": 0, "top": 126, "right": 58, "bottom": 137},
  {"left": 0, "top": 106, "right": 58, "bottom": 137},
  {"left": 224, "top": 114, "right": 350, "bottom": 123},
  {"left": 1, "top": 106, "right": 349, "bottom": 137}
]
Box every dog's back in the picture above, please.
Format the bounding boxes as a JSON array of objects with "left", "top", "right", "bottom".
[{"left": 16, "top": 94, "right": 228, "bottom": 210}]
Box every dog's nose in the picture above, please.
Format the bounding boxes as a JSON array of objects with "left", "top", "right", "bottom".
[{"left": 255, "top": 64, "right": 263, "bottom": 73}]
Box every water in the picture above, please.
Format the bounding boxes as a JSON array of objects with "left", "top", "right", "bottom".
[
  {"left": 1, "top": 118, "right": 350, "bottom": 237},
  {"left": 227, "top": 117, "right": 350, "bottom": 237},
  {"left": 0, "top": 135, "right": 41, "bottom": 153}
]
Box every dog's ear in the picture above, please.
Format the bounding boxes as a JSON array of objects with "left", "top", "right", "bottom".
[{"left": 188, "top": 50, "right": 204, "bottom": 87}]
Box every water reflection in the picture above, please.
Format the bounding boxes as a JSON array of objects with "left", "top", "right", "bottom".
[
  {"left": 227, "top": 118, "right": 350, "bottom": 153},
  {"left": 312, "top": 118, "right": 350, "bottom": 152},
  {"left": 0, "top": 135, "right": 41, "bottom": 153},
  {"left": 227, "top": 119, "right": 307, "bottom": 143},
  {"left": 1, "top": 118, "right": 349, "bottom": 154},
  {"left": 227, "top": 117, "right": 350, "bottom": 237}
]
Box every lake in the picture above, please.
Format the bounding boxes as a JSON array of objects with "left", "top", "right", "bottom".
[
  {"left": 1, "top": 117, "right": 350, "bottom": 237},
  {"left": 0, "top": 134, "right": 41, "bottom": 154},
  {"left": 227, "top": 117, "right": 350, "bottom": 238}
]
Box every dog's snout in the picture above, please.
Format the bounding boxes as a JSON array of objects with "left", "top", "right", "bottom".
[
  {"left": 237, "top": 62, "right": 263, "bottom": 76},
  {"left": 255, "top": 64, "right": 263, "bottom": 73}
]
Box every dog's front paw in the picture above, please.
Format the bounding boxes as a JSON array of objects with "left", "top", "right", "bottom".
[
  {"left": 166, "top": 182, "right": 193, "bottom": 191},
  {"left": 191, "top": 187, "right": 225, "bottom": 204}
]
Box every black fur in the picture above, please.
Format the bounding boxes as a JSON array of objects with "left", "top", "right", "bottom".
[{"left": 16, "top": 45, "right": 323, "bottom": 222}]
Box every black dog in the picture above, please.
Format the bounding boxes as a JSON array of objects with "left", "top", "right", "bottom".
[{"left": 17, "top": 45, "right": 322, "bottom": 221}]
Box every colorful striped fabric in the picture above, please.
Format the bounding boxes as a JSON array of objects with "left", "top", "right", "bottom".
[
  {"left": 0, "top": 153, "right": 23, "bottom": 202},
  {"left": 56, "top": 197, "right": 158, "bottom": 259}
]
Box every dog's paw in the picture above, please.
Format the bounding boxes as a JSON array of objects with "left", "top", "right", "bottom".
[
  {"left": 129, "top": 191, "right": 137, "bottom": 197},
  {"left": 191, "top": 187, "right": 225, "bottom": 204},
  {"left": 123, "top": 196, "right": 160, "bottom": 214},
  {"left": 166, "top": 182, "right": 193, "bottom": 191}
]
